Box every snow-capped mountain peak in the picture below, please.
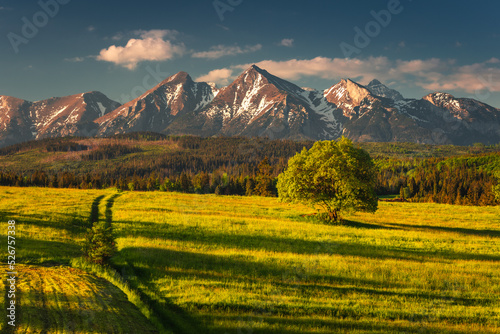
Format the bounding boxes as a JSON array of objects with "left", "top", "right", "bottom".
[
  {"left": 366, "top": 79, "right": 404, "bottom": 101},
  {"left": 95, "top": 71, "right": 215, "bottom": 136},
  {"left": 1, "top": 67, "right": 500, "bottom": 148}
]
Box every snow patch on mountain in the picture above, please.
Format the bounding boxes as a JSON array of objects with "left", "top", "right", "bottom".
[{"left": 97, "top": 102, "right": 106, "bottom": 117}]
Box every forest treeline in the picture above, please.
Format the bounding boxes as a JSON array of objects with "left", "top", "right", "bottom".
[{"left": 0, "top": 133, "right": 499, "bottom": 205}]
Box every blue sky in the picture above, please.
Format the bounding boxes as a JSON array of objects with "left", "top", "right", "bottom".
[{"left": 1, "top": 0, "right": 500, "bottom": 107}]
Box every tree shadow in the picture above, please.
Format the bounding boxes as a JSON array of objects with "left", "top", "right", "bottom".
[
  {"left": 18, "top": 237, "right": 81, "bottom": 265},
  {"left": 386, "top": 222, "right": 500, "bottom": 238},
  {"left": 0, "top": 209, "right": 91, "bottom": 236},
  {"left": 17, "top": 286, "right": 159, "bottom": 333},
  {"left": 115, "top": 219, "right": 500, "bottom": 263},
  {"left": 112, "top": 252, "right": 209, "bottom": 334},
  {"left": 116, "top": 246, "right": 489, "bottom": 334},
  {"left": 340, "top": 219, "right": 400, "bottom": 230},
  {"left": 105, "top": 193, "right": 121, "bottom": 227},
  {"left": 205, "top": 313, "right": 469, "bottom": 334},
  {"left": 89, "top": 195, "right": 105, "bottom": 224}
]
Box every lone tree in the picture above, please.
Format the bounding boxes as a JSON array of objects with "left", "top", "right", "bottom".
[
  {"left": 277, "top": 137, "right": 378, "bottom": 222},
  {"left": 83, "top": 222, "right": 117, "bottom": 265}
]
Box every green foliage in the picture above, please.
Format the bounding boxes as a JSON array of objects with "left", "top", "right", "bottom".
[
  {"left": 399, "top": 186, "right": 410, "bottom": 200},
  {"left": 127, "top": 182, "right": 135, "bottom": 191},
  {"left": 278, "top": 137, "right": 378, "bottom": 222},
  {"left": 1, "top": 134, "right": 499, "bottom": 206},
  {"left": 83, "top": 222, "right": 117, "bottom": 265},
  {"left": 494, "top": 184, "right": 500, "bottom": 202},
  {"left": 375, "top": 153, "right": 500, "bottom": 205}
]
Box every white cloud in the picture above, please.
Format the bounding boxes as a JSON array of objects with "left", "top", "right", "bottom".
[
  {"left": 196, "top": 68, "right": 235, "bottom": 86},
  {"left": 87, "top": 25, "right": 96, "bottom": 32},
  {"left": 196, "top": 57, "right": 500, "bottom": 95},
  {"left": 278, "top": 39, "right": 294, "bottom": 47},
  {"left": 97, "top": 29, "right": 185, "bottom": 70},
  {"left": 234, "top": 57, "right": 394, "bottom": 82},
  {"left": 192, "top": 44, "right": 262, "bottom": 59},
  {"left": 416, "top": 61, "right": 500, "bottom": 94}
]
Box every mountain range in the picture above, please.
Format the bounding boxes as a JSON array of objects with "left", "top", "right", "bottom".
[{"left": 2, "top": 65, "right": 500, "bottom": 148}]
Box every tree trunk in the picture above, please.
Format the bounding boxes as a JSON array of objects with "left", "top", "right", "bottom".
[{"left": 328, "top": 210, "right": 338, "bottom": 222}]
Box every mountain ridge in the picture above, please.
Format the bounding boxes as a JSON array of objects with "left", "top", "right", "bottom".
[{"left": 1, "top": 65, "right": 500, "bottom": 147}]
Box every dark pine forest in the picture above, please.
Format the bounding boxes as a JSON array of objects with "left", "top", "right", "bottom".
[{"left": 0, "top": 133, "right": 499, "bottom": 206}]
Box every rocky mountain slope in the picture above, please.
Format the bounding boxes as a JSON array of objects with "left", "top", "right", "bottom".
[
  {"left": 1, "top": 65, "right": 500, "bottom": 147},
  {"left": 166, "top": 65, "right": 342, "bottom": 140},
  {"left": 96, "top": 72, "right": 215, "bottom": 136},
  {"left": 0, "top": 92, "right": 120, "bottom": 147}
]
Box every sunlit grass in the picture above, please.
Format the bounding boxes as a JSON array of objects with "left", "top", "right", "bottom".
[
  {"left": 1, "top": 186, "right": 499, "bottom": 333},
  {"left": 0, "top": 264, "right": 157, "bottom": 333},
  {"left": 112, "top": 191, "right": 500, "bottom": 333}
]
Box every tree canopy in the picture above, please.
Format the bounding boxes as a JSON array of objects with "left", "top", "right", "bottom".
[{"left": 277, "top": 137, "right": 378, "bottom": 222}]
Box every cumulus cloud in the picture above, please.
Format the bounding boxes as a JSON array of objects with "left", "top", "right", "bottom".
[
  {"left": 278, "top": 39, "right": 294, "bottom": 47},
  {"left": 196, "top": 68, "right": 235, "bottom": 86},
  {"left": 192, "top": 44, "right": 262, "bottom": 59},
  {"left": 195, "top": 57, "right": 500, "bottom": 95},
  {"left": 234, "top": 57, "right": 394, "bottom": 82},
  {"left": 97, "top": 29, "right": 185, "bottom": 70},
  {"left": 416, "top": 59, "right": 500, "bottom": 94}
]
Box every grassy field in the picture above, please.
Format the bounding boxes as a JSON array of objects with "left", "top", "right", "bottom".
[
  {"left": 0, "top": 264, "right": 158, "bottom": 333},
  {"left": 1, "top": 186, "right": 500, "bottom": 333}
]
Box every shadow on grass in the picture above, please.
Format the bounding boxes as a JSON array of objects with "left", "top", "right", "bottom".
[
  {"left": 105, "top": 193, "right": 121, "bottom": 227},
  {"left": 204, "top": 313, "right": 471, "bottom": 334},
  {"left": 340, "top": 219, "right": 400, "bottom": 230},
  {"left": 117, "top": 246, "right": 401, "bottom": 300},
  {"left": 117, "top": 246, "right": 493, "bottom": 334},
  {"left": 112, "top": 256, "right": 208, "bottom": 334},
  {"left": 0, "top": 209, "right": 91, "bottom": 236},
  {"left": 114, "top": 219, "right": 500, "bottom": 263},
  {"left": 89, "top": 195, "right": 105, "bottom": 224},
  {"left": 386, "top": 222, "right": 500, "bottom": 238},
  {"left": 17, "top": 291, "right": 158, "bottom": 334},
  {"left": 18, "top": 237, "right": 81, "bottom": 265},
  {"left": 116, "top": 246, "right": 392, "bottom": 334}
]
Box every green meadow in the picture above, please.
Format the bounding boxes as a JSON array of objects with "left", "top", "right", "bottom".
[{"left": 1, "top": 186, "right": 500, "bottom": 333}]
